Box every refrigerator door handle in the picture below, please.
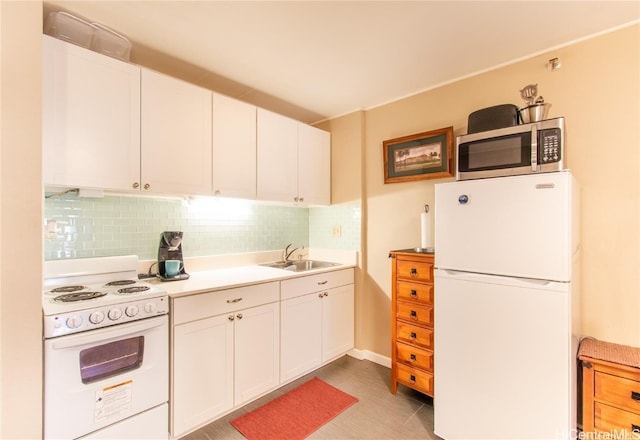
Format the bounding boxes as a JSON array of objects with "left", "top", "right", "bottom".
[{"left": 435, "top": 269, "right": 566, "bottom": 290}]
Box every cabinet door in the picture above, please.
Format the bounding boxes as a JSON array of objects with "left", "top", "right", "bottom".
[
  {"left": 42, "top": 35, "right": 140, "bottom": 191},
  {"left": 256, "top": 108, "right": 298, "bottom": 203},
  {"left": 322, "top": 284, "right": 355, "bottom": 361},
  {"left": 298, "top": 123, "right": 331, "bottom": 206},
  {"left": 172, "top": 314, "right": 233, "bottom": 437},
  {"left": 280, "top": 293, "right": 322, "bottom": 382},
  {"left": 141, "top": 69, "right": 212, "bottom": 195},
  {"left": 234, "top": 302, "right": 280, "bottom": 405},
  {"left": 212, "top": 93, "right": 257, "bottom": 199}
]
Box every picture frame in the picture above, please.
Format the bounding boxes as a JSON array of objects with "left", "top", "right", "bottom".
[{"left": 383, "top": 126, "right": 454, "bottom": 184}]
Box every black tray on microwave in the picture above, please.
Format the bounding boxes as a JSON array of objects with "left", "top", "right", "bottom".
[{"left": 467, "top": 104, "right": 520, "bottom": 134}]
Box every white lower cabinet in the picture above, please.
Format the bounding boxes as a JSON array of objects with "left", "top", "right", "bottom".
[
  {"left": 321, "top": 283, "right": 355, "bottom": 360},
  {"left": 233, "top": 303, "right": 280, "bottom": 405},
  {"left": 280, "top": 293, "right": 323, "bottom": 381},
  {"left": 280, "top": 269, "right": 355, "bottom": 382},
  {"left": 171, "top": 283, "right": 280, "bottom": 437},
  {"left": 170, "top": 270, "right": 354, "bottom": 437},
  {"left": 173, "top": 313, "right": 233, "bottom": 436}
]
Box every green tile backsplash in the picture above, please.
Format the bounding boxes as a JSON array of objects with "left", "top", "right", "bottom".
[{"left": 44, "top": 194, "right": 360, "bottom": 260}]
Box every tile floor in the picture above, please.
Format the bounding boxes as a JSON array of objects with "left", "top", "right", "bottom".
[{"left": 181, "top": 355, "right": 440, "bottom": 439}]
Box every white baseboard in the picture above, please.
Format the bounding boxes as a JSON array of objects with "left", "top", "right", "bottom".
[{"left": 348, "top": 349, "right": 391, "bottom": 369}]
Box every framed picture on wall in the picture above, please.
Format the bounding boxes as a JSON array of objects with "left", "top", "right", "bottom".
[{"left": 383, "top": 126, "right": 454, "bottom": 184}]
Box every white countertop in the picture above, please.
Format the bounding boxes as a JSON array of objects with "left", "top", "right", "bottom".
[{"left": 149, "top": 262, "right": 355, "bottom": 298}]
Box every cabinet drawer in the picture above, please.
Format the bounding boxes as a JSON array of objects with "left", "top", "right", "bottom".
[
  {"left": 396, "top": 301, "right": 433, "bottom": 327},
  {"left": 594, "top": 402, "right": 640, "bottom": 433},
  {"left": 396, "top": 342, "right": 433, "bottom": 372},
  {"left": 397, "top": 281, "right": 433, "bottom": 304},
  {"left": 396, "top": 363, "right": 433, "bottom": 396},
  {"left": 396, "top": 322, "right": 433, "bottom": 350},
  {"left": 396, "top": 260, "right": 433, "bottom": 283},
  {"left": 281, "top": 268, "right": 354, "bottom": 300},
  {"left": 595, "top": 371, "right": 640, "bottom": 414},
  {"left": 173, "top": 282, "right": 279, "bottom": 325}
]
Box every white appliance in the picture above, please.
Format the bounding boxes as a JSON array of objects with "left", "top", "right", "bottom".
[
  {"left": 43, "top": 256, "right": 169, "bottom": 440},
  {"left": 434, "top": 171, "right": 580, "bottom": 439}
]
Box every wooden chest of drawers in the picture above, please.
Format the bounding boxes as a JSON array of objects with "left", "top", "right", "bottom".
[
  {"left": 389, "top": 250, "right": 434, "bottom": 397},
  {"left": 578, "top": 338, "right": 640, "bottom": 437}
]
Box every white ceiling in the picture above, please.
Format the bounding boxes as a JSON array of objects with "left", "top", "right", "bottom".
[{"left": 44, "top": 1, "right": 639, "bottom": 124}]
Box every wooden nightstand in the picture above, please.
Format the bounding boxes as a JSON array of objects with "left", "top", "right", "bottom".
[
  {"left": 389, "top": 249, "right": 434, "bottom": 397},
  {"left": 578, "top": 338, "right": 640, "bottom": 437}
]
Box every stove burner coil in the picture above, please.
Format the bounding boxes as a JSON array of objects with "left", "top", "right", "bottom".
[
  {"left": 105, "top": 280, "right": 136, "bottom": 287},
  {"left": 50, "top": 285, "right": 86, "bottom": 294},
  {"left": 53, "top": 291, "right": 107, "bottom": 302},
  {"left": 116, "top": 286, "right": 150, "bottom": 294}
]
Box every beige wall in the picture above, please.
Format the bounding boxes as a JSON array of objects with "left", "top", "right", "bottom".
[
  {"left": 0, "top": 1, "right": 44, "bottom": 438},
  {"left": 334, "top": 24, "right": 639, "bottom": 358}
]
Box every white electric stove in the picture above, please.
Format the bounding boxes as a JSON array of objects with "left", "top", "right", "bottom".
[{"left": 43, "top": 255, "right": 169, "bottom": 440}]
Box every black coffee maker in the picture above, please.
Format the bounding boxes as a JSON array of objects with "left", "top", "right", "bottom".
[{"left": 157, "top": 231, "right": 189, "bottom": 281}]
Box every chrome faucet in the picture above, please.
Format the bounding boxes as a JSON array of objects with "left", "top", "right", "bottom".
[{"left": 282, "top": 243, "right": 299, "bottom": 262}]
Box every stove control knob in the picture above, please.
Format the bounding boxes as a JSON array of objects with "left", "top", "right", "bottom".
[
  {"left": 89, "top": 311, "right": 105, "bottom": 324},
  {"left": 66, "top": 315, "right": 83, "bottom": 329},
  {"left": 108, "top": 308, "right": 123, "bottom": 321},
  {"left": 144, "top": 303, "right": 158, "bottom": 314},
  {"left": 125, "top": 305, "right": 139, "bottom": 317}
]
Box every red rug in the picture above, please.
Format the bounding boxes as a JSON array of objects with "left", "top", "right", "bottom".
[{"left": 230, "top": 377, "right": 358, "bottom": 440}]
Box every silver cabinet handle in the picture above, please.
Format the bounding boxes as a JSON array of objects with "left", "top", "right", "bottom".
[
  {"left": 228, "top": 315, "right": 235, "bottom": 321},
  {"left": 236, "top": 313, "right": 243, "bottom": 320},
  {"left": 226, "top": 298, "right": 242, "bottom": 303},
  {"left": 318, "top": 280, "right": 328, "bottom": 285},
  {"left": 132, "top": 182, "right": 140, "bottom": 189},
  {"left": 143, "top": 183, "right": 150, "bottom": 190}
]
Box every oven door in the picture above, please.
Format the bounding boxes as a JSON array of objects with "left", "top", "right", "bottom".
[{"left": 44, "top": 315, "right": 168, "bottom": 440}]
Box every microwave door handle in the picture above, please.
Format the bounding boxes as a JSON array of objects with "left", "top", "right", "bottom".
[{"left": 531, "top": 126, "right": 538, "bottom": 172}]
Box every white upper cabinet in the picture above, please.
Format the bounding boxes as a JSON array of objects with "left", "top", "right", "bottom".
[
  {"left": 256, "top": 108, "right": 299, "bottom": 203},
  {"left": 43, "top": 36, "right": 330, "bottom": 202},
  {"left": 212, "top": 93, "right": 257, "bottom": 199},
  {"left": 141, "top": 69, "right": 212, "bottom": 195},
  {"left": 257, "top": 108, "right": 331, "bottom": 205},
  {"left": 42, "top": 35, "right": 141, "bottom": 192},
  {"left": 298, "top": 123, "right": 331, "bottom": 206}
]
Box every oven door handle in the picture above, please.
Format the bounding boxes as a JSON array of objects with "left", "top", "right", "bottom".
[{"left": 49, "top": 316, "right": 166, "bottom": 350}]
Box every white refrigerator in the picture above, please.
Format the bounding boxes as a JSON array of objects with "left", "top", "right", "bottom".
[{"left": 434, "top": 171, "right": 580, "bottom": 439}]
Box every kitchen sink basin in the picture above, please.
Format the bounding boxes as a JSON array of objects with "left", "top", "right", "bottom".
[{"left": 260, "top": 259, "right": 341, "bottom": 272}]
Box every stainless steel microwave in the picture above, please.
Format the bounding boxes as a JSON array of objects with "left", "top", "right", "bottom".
[{"left": 456, "top": 117, "right": 565, "bottom": 181}]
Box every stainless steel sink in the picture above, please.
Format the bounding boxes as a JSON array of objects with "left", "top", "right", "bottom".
[{"left": 260, "top": 259, "right": 340, "bottom": 272}]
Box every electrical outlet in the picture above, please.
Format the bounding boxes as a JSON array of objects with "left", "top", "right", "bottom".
[
  {"left": 331, "top": 225, "right": 342, "bottom": 237},
  {"left": 44, "top": 219, "right": 57, "bottom": 239}
]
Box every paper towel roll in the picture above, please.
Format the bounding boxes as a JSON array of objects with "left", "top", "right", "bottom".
[{"left": 421, "top": 211, "right": 432, "bottom": 249}]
